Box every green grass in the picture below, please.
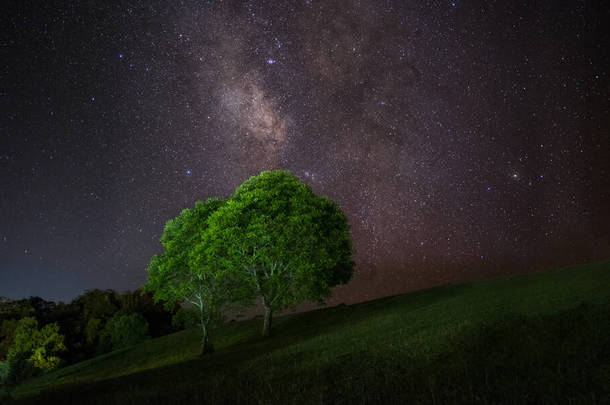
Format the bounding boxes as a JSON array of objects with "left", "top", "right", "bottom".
[{"left": 9, "top": 261, "right": 610, "bottom": 404}]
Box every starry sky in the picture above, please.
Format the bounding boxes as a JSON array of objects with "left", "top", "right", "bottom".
[{"left": 2, "top": 0, "right": 609, "bottom": 303}]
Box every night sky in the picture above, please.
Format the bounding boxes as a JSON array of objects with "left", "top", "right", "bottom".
[{"left": 2, "top": 1, "right": 609, "bottom": 303}]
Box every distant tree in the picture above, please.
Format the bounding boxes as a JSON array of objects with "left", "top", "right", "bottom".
[
  {"left": 0, "top": 360, "right": 8, "bottom": 385},
  {"left": 85, "top": 317, "right": 103, "bottom": 346},
  {"left": 144, "top": 198, "right": 251, "bottom": 354},
  {"left": 26, "top": 297, "right": 56, "bottom": 325},
  {"left": 118, "top": 289, "right": 176, "bottom": 337},
  {"left": 101, "top": 312, "right": 149, "bottom": 350},
  {"left": 171, "top": 308, "right": 200, "bottom": 331},
  {"left": 204, "top": 170, "right": 355, "bottom": 337},
  {"left": 0, "top": 297, "right": 34, "bottom": 322},
  {"left": 0, "top": 319, "right": 18, "bottom": 360},
  {"left": 74, "top": 289, "right": 120, "bottom": 321},
  {"left": 48, "top": 301, "right": 84, "bottom": 364},
  {"left": 5, "top": 317, "right": 66, "bottom": 384},
  {"left": 72, "top": 289, "right": 120, "bottom": 355}
]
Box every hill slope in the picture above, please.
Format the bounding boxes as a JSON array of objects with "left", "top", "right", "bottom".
[{"left": 11, "top": 261, "right": 610, "bottom": 404}]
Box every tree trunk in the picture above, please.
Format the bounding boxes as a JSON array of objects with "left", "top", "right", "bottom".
[
  {"left": 199, "top": 306, "right": 214, "bottom": 355},
  {"left": 199, "top": 322, "right": 215, "bottom": 355},
  {"left": 202, "top": 327, "right": 214, "bottom": 355},
  {"left": 262, "top": 305, "right": 273, "bottom": 337}
]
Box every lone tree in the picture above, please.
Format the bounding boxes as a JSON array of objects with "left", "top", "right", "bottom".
[
  {"left": 204, "top": 170, "right": 354, "bottom": 337},
  {"left": 144, "top": 198, "right": 249, "bottom": 354}
]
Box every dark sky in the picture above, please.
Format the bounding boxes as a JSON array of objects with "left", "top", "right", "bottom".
[{"left": 2, "top": 0, "right": 609, "bottom": 303}]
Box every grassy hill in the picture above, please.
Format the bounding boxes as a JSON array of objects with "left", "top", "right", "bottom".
[{"left": 9, "top": 261, "right": 610, "bottom": 404}]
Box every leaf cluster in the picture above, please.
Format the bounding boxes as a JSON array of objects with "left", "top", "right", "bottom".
[
  {"left": 4, "top": 317, "right": 66, "bottom": 383},
  {"left": 144, "top": 198, "right": 252, "bottom": 322},
  {"left": 101, "top": 312, "right": 149, "bottom": 351},
  {"left": 205, "top": 170, "right": 354, "bottom": 311}
]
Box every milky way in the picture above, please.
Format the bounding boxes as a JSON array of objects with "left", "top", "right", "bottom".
[{"left": 1, "top": 0, "right": 609, "bottom": 302}]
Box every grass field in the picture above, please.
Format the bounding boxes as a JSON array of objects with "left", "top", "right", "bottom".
[{"left": 7, "top": 261, "right": 610, "bottom": 404}]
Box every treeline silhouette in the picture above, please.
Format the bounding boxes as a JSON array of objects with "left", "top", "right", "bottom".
[{"left": 0, "top": 290, "right": 180, "bottom": 380}]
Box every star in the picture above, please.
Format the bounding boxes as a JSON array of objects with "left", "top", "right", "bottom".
[{"left": 2, "top": 0, "right": 607, "bottom": 303}]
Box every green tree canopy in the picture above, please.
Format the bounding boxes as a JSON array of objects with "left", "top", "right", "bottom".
[
  {"left": 0, "top": 319, "right": 18, "bottom": 360},
  {"left": 171, "top": 308, "right": 200, "bottom": 331},
  {"left": 0, "top": 297, "right": 34, "bottom": 323},
  {"left": 144, "top": 198, "right": 251, "bottom": 354},
  {"left": 5, "top": 317, "right": 66, "bottom": 384},
  {"left": 204, "top": 170, "right": 354, "bottom": 336},
  {"left": 101, "top": 312, "right": 149, "bottom": 350},
  {"left": 118, "top": 289, "right": 176, "bottom": 337},
  {"left": 73, "top": 289, "right": 121, "bottom": 354}
]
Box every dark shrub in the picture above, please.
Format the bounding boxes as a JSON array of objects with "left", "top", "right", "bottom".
[{"left": 102, "top": 313, "right": 149, "bottom": 351}]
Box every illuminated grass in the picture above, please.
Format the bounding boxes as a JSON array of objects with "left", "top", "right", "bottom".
[{"left": 11, "top": 260, "right": 610, "bottom": 404}]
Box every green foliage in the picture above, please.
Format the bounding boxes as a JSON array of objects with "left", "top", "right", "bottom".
[
  {"left": 0, "top": 291, "right": 175, "bottom": 371},
  {"left": 46, "top": 301, "right": 83, "bottom": 364},
  {"left": 5, "top": 351, "right": 35, "bottom": 387},
  {"left": 27, "top": 323, "right": 65, "bottom": 372},
  {"left": 84, "top": 318, "right": 102, "bottom": 347},
  {"left": 0, "top": 361, "right": 8, "bottom": 384},
  {"left": 74, "top": 290, "right": 120, "bottom": 322},
  {"left": 0, "top": 320, "right": 18, "bottom": 360},
  {"left": 0, "top": 298, "right": 34, "bottom": 323},
  {"left": 118, "top": 290, "right": 176, "bottom": 338},
  {"left": 171, "top": 308, "right": 199, "bottom": 331},
  {"left": 10, "top": 318, "right": 40, "bottom": 358},
  {"left": 144, "top": 198, "right": 251, "bottom": 353},
  {"left": 72, "top": 290, "right": 121, "bottom": 356},
  {"left": 205, "top": 170, "right": 354, "bottom": 335},
  {"left": 4, "top": 317, "right": 65, "bottom": 384},
  {"left": 144, "top": 198, "right": 227, "bottom": 307},
  {"left": 24, "top": 297, "right": 56, "bottom": 326},
  {"left": 101, "top": 313, "right": 149, "bottom": 351}
]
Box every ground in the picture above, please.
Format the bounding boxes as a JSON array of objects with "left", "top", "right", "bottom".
[{"left": 9, "top": 261, "right": 610, "bottom": 404}]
